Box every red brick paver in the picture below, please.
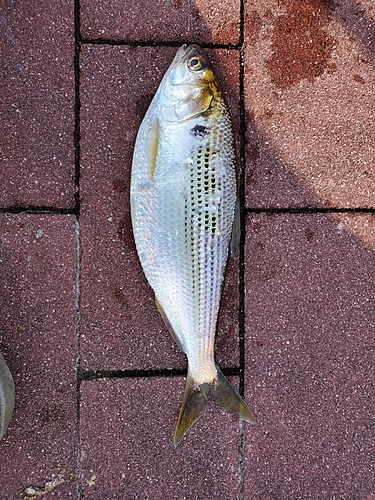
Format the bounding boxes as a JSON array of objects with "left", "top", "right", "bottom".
[
  {"left": 0, "top": 0, "right": 75, "bottom": 208},
  {"left": 80, "top": 0, "right": 241, "bottom": 45},
  {"left": 0, "top": 215, "right": 77, "bottom": 498},
  {"left": 1, "top": 0, "right": 374, "bottom": 498},
  {"left": 80, "top": 377, "right": 240, "bottom": 499},
  {"left": 244, "top": 213, "right": 375, "bottom": 498},
  {"left": 244, "top": 0, "right": 375, "bottom": 209}
]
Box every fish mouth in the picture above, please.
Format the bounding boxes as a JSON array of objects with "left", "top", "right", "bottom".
[
  {"left": 176, "top": 43, "right": 206, "bottom": 61},
  {"left": 180, "top": 43, "right": 205, "bottom": 60}
]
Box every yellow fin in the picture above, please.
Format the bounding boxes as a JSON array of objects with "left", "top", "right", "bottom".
[
  {"left": 145, "top": 118, "right": 160, "bottom": 177},
  {"left": 211, "top": 366, "right": 256, "bottom": 424},
  {"left": 174, "top": 373, "right": 208, "bottom": 447},
  {"left": 174, "top": 366, "right": 256, "bottom": 446}
]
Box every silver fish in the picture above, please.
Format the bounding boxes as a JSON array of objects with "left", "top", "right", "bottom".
[
  {"left": 0, "top": 353, "right": 15, "bottom": 439},
  {"left": 131, "top": 44, "right": 255, "bottom": 445}
]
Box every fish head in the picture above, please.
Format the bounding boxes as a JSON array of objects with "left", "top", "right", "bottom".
[{"left": 159, "top": 44, "right": 221, "bottom": 123}]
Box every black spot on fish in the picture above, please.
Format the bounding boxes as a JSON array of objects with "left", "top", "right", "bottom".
[{"left": 190, "top": 124, "right": 208, "bottom": 139}]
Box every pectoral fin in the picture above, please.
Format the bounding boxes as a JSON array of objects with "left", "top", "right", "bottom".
[{"left": 144, "top": 117, "right": 160, "bottom": 178}]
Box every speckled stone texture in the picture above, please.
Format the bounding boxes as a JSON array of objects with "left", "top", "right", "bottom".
[
  {"left": 80, "top": 0, "right": 241, "bottom": 45},
  {"left": 0, "top": 215, "right": 77, "bottom": 498},
  {"left": 79, "top": 45, "right": 241, "bottom": 371},
  {"left": 80, "top": 377, "right": 240, "bottom": 499},
  {"left": 244, "top": 213, "right": 375, "bottom": 498},
  {"left": 1, "top": 0, "right": 375, "bottom": 498},
  {"left": 244, "top": 0, "right": 375, "bottom": 208},
  {"left": 0, "top": 0, "right": 75, "bottom": 208}
]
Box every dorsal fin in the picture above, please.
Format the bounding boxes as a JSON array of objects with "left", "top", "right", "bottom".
[{"left": 230, "top": 199, "right": 241, "bottom": 256}]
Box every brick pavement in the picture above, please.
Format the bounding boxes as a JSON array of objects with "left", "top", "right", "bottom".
[{"left": 1, "top": 0, "right": 374, "bottom": 498}]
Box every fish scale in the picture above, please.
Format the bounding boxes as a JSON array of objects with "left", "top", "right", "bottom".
[
  {"left": 186, "top": 114, "right": 236, "bottom": 384},
  {"left": 131, "top": 44, "right": 256, "bottom": 445}
]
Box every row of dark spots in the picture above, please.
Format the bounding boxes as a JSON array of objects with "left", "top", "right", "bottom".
[
  {"left": 195, "top": 146, "right": 218, "bottom": 235},
  {"left": 183, "top": 143, "right": 221, "bottom": 325},
  {"left": 184, "top": 144, "right": 219, "bottom": 257},
  {"left": 185, "top": 146, "right": 209, "bottom": 308}
]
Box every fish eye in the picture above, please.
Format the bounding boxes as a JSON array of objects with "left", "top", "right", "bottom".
[{"left": 187, "top": 56, "right": 205, "bottom": 72}]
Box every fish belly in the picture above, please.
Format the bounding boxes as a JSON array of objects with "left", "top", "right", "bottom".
[{"left": 131, "top": 105, "right": 236, "bottom": 386}]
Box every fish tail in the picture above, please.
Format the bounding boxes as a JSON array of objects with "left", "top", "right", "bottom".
[
  {"left": 174, "top": 366, "right": 256, "bottom": 447},
  {"left": 174, "top": 373, "right": 208, "bottom": 447},
  {"left": 210, "top": 366, "right": 256, "bottom": 425}
]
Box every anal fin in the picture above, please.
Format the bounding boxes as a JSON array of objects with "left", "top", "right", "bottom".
[{"left": 155, "top": 294, "right": 185, "bottom": 352}]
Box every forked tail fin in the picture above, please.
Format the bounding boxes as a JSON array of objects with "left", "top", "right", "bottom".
[
  {"left": 174, "top": 365, "right": 256, "bottom": 446},
  {"left": 173, "top": 375, "right": 208, "bottom": 447}
]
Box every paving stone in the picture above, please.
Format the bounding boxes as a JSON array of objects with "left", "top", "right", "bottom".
[
  {"left": 244, "top": 0, "right": 375, "bottom": 208},
  {"left": 244, "top": 213, "right": 375, "bottom": 498},
  {"left": 80, "top": 376, "right": 240, "bottom": 499},
  {"left": 0, "top": 0, "right": 75, "bottom": 208},
  {"left": 79, "top": 45, "right": 241, "bottom": 371},
  {"left": 3, "top": 0, "right": 374, "bottom": 496},
  {"left": 0, "top": 215, "right": 77, "bottom": 497},
  {"left": 80, "top": 0, "right": 241, "bottom": 45}
]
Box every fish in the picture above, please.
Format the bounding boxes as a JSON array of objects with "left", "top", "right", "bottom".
[
  {"left": 0, "top": 353, "right": 15, "bottom": 439},
  {"left": 130, "top": 44, "right": 256, "bottom": 446}
]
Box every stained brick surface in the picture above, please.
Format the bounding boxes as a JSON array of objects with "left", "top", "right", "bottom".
[
  {"left": 0, "top": 215, "right": 77, "bottom": 498},
  {"left": 244, "top": 213, "right": 375, "bottom": 498},
  {"left": 0, "top": 0, "right": 75, "bottom": 208},
  {"left": 244, "top": 0, "right": 375, "bottom": 208}
]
